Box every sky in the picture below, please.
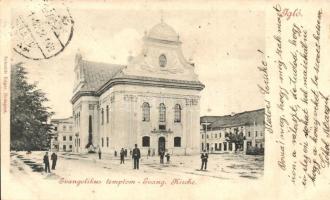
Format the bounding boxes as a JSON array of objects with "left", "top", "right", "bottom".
[{"left": 12, "top": 3, "right": 265, "bottom": 119}]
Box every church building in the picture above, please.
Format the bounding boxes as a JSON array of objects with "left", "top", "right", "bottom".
[{"left": 71, "top": 21, "right": 204, "bottom": 155}]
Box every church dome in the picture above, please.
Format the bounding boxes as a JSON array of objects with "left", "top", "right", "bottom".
[{"left": 148, "top": 22, "right": 179, "bottom": 42}]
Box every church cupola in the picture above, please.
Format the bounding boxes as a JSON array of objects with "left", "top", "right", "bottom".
[{"left": 145, "top": 20, "right": 181, "bottom": 44}]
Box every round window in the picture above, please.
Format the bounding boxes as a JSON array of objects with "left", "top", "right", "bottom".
[{"left": 159, "top": 54, "right": 167, "bottom": 67}]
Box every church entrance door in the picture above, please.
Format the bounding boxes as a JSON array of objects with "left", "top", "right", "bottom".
[{"left": 158, "top": 137, "right": 165, "bottom": 155}]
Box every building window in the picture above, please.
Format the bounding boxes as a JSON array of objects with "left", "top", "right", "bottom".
[
  {"left": 207, "top": 134, "right": 209, "bottom": 139},
  {"left": 101, "top": 108, "right": 104, "bottom": 125},
  {"left": 54, "top": 127, "right": 57, "bottom": 131},
  {"left": 174, "top": 104, "right": 181, "bottom": 123},
  {"left": 215, "top": 143, "right": 218, "bottom": 150},
  {"left": 78, "top": 138, "right": 80, "bottom": 147},
  {"left": 255, "top": 131, "right": 258, "bottom": 137},
  {"left": 202, "top": 134, "right": 204, "bottom": 139},
  {"left": 69, "top": 136, "right": 72, "bottom": 141},
  {"left": 69, "top": 145, "right": 72, "bottom": 149},
  {"left": 63, "top": 145, "right": 66, "bottom": 151},
  {"left": 219, "top": 132, "right": 221, "bottom": 138},
  {"left": 63, "top": 125, "right": 66, "bottom": 131},
  {"left": 159, "top": 103, "right": 166, "bottom": 122},
  {"left": 219, "top": 143, "right": 222, "bottom": 151},
  {"left": 106, "top": 105, "right": 109, "bottom": 123},
  {"left": 63, "top": 136, "right": 66, "bottom": 141},
  {"left": 101, "top": 137, "right": 104, "bottom": 147},
  {"left": 142, "top": 136, "right": 150, "bottom": 147},
  {"left": 248, "top": 132, "right": 251, "bottom": 137},
  {"left": 174, "top": 137, "right": 181, "bottom": 147},
  {"left": 224, "top": 142, "right": 227, "bottom": 151},
  {"left": 106, "top": 137, "right": 109, "bottom": 147},
  {"left": 142, "top": 102, "right": 150, "bottom": 122}
]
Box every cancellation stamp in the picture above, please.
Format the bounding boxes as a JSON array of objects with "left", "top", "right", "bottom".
[{"left": 12, "top": 0, "right": 74, "bottom": 60}]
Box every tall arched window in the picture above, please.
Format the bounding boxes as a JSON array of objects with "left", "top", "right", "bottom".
[
  {"left": 142, "top": 136, "right": 150, "bottom": 147},
  {"left": 142, "top": 102, "right": 150, "bottom": 122},
  {"left": 101, "top": 108, "right": 104, "bottom": 125},
  {"left": 174, "top": 137, "right": 181, "bottom": 147},
  {"left": 159, "top": 103, "right": 166, "bottom": 122},
  {"left": 106, "top": 105, "right": 109, "bottom": 123},
  {"left": 174, "top": 104, "right": 181, "bottom": 122}
]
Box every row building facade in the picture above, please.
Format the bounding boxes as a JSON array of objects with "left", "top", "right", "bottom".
[
  {"left": 200, "top": 108, "right": 265, "bottom": 154},
  {"left": 50, "top": 117, "right": 74, "bottom": 152}
]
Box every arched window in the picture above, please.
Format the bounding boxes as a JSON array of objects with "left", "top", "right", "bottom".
[
  {"left": 106, "top": 105, "right": 109, "bottom": 123},
  {"left": 142, "top": 136, "right": 150, "bottom": 147},
  {"left": 142, "top": 102, "right": 150, "bottom": 121},
  {"left": 101, "top": 108, "right": 104, "bottom": 125},
  {"left": 106, "top": 137, "right": 109, "bottom": 147},
  {"left": 101, "top": 137, "right": 104, "bottom": 147},
  {"left": 174, "top": 137, "right": 181, "bottom": 147},
  {"left": 159, "top": 103, "right": 166, "bottom": 122},
  {"left": 174, "top": 104, "right": 181, "bottom": 122}
]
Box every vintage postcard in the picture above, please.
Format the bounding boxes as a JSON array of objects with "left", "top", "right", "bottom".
[{"left": 1, "top": 0, "right": 329, "bottom": 199}]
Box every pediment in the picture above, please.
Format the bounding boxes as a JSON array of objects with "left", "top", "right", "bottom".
[{"left": 123, "top": 43, "right": 198, "bottom": 81}]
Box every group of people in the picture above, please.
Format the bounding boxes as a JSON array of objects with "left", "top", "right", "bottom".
[
  {"left": 43, "top": 152, "right": 58, "bottom": 173},
  {"left": 42, "top": 146, "right": 209, "bottom": 173}
]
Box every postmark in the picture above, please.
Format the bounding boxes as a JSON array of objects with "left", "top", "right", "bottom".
[{"left": 12, "top": 0, "right": 74, "bottom": 60}]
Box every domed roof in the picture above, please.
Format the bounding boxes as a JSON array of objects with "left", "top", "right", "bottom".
[{"left": 148, "top": 22, "right": 179, "bottom": 42}]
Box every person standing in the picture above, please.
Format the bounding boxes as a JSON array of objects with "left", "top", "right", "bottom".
[
  {"left": 132, "top": 144, "right": 140, "bottom": 169},
  {"left": 147, "top": 148, "right": 151, "bottom": 158},
  {"left": 43, "top": 152, "right": 51, "bottom": 173},
  {"left": 165, "top": 152, "right": 170, "bottom": 164},
  {"left": 159, "top": 150, "right": 164, "bottom": 164},
  {"left": 120, "top": 148, "right": 125, "bottom": 164},
  {"left": 98, "top": 148, "right": 102, "bottom": 160},
  {"left": 51, "top": 152, "right": 58, "bottom": 170},
  {"left": 200, "top": 150, "right": 208, "bottom": 171}
]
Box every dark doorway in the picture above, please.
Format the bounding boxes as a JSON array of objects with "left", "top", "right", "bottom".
[{"left": 158, "top": 137, "right": 165, "bottom": 155}]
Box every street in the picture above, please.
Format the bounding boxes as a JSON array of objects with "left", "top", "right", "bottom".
[{"left": 7, "top": 151, "right": 264, "bottom": 200}]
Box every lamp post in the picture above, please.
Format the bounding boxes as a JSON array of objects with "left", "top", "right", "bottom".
[{"left": 201, "top": 120, "right": 211, "bottom": 152}]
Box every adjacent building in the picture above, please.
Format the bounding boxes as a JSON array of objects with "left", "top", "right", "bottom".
[
  {"left": 50, "top": 117, "right": 74, "bottom": 152},
  {"left": 200, "top": 108, "right": 265, "bottom": 154},
  {"left": 71, "top": 21, "right": 204, "bottom": 155}
]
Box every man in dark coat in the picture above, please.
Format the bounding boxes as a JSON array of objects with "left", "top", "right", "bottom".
[
  {"left": 165, "top": 152, "right": 170, "bottom": 163},
  {"left": 120, "top": 148, "right": 125, "bottom": 164},
  {"left": 98, "top": 148, "right": 102, "bottom": 159},
  {"left": 200, "top": 150, "right": 208, "bottom": 171},
  {"left": 132, "top": 144, "right": 140, "bottom": 169},
  {"left": 43, "top": 152, "right": 51, "bottom": 173},
  {"left": 51, "top": 152, "right": 58, "bottom": 170},
  {"left": 147, "top": 148, "right": 151, "bottom": 158},
  {"left": 159, "top": 149, "right": 165, "bottom": 164}
]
